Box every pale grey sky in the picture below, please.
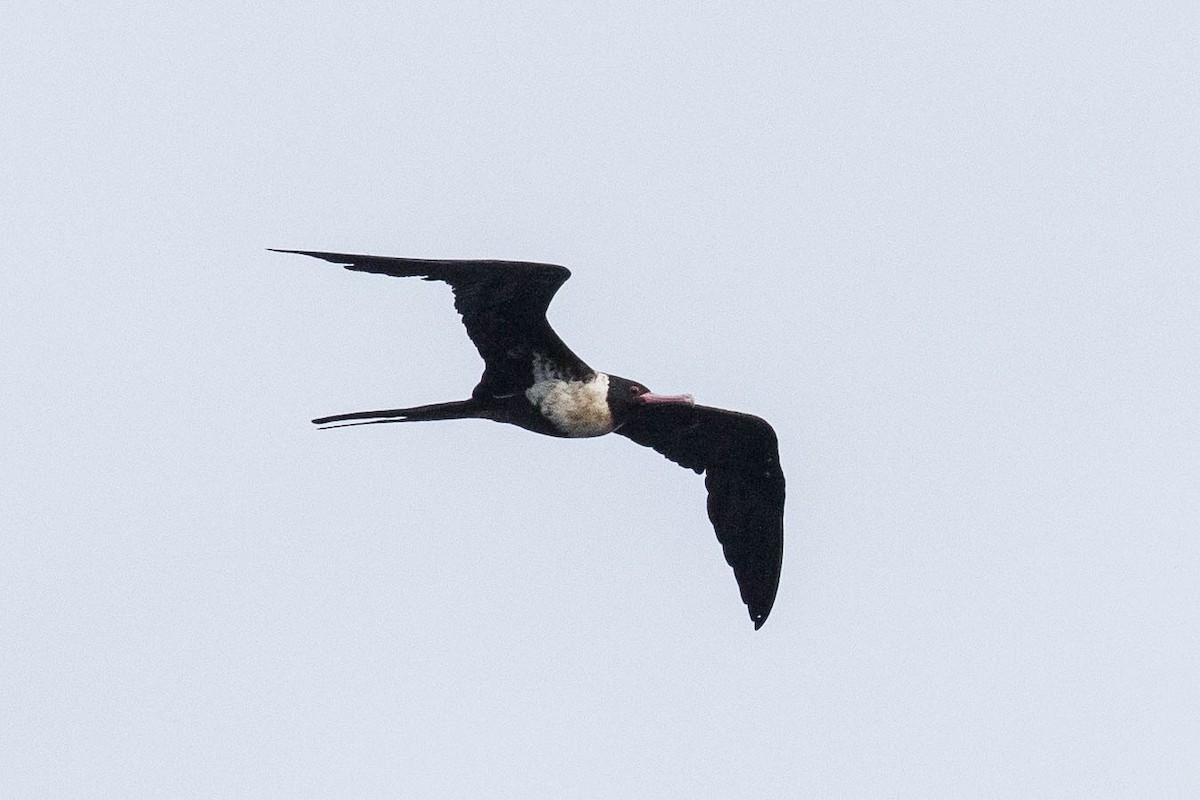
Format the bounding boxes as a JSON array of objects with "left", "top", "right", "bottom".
[{"left": 3, "top": 2, "right": 1198, "bottom": 796}]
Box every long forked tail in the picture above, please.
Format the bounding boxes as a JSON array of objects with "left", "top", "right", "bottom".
[{"left": 313, "top": 399, "right": 487, "bottom": 430}]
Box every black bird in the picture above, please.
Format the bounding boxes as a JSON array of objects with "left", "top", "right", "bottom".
[{"left": 275, "top": 249, "right": 785, "bottom": 629}]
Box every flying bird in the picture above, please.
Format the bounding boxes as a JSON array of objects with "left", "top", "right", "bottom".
[{"left": 275, "top": 249, "right": 785, "bottom": 629}]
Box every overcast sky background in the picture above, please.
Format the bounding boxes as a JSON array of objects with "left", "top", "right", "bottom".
[{"left": 4, "top": 2, "right": 1198, "bottom": 796}]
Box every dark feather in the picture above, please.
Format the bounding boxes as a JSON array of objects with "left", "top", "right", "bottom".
[
  {"left": 617, "top": 405, "right": 785, "bottom": 629},
  {"left": 276, "top": 247, "right": 787, "bottom": 629},
  {"left": 272, "top": 249, "right": 592, "bottom": 395}
]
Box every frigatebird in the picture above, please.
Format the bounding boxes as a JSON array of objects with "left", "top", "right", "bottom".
[{"left": 275, "top": 249, "right": 785, "bottom": 629}]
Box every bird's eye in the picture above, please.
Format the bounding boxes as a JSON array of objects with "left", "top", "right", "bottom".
[{"left": 630, "top": 385, "right": 642, "bottom": 394}]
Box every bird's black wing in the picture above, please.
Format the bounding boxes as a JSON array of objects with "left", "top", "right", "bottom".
[
  {"left": 616, "top": 404, "right": 785, "bottom": 629},
  {"left": 273, "top": 249, "right": 592, "bottom": 396}
]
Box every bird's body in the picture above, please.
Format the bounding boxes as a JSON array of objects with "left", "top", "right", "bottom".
[
  {"left": 276, "top": 248, "right": 785, "bottom": 629},
  {"left": 523, "top": 368, "right": 616, "bottom": 437}
]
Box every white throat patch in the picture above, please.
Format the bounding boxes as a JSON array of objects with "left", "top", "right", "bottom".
[{"left": 525, "top": 368, "right": 614, "bottom": 437}]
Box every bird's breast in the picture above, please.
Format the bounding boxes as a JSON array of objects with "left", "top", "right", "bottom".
[{"left": 524, "top": 372, "right": 614, "bottom": 437}]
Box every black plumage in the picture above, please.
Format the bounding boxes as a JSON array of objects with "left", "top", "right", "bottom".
[{"left": 275, "top": 248, "right": 785, "bottom": 629}]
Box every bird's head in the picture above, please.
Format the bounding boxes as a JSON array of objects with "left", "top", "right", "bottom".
[{"left": 606, "top": 374, "right": 695, "bottom": 426}]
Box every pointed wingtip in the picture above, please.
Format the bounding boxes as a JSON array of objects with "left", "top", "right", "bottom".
[
  {"left": 267, "top": 248, "right": 361, "bottom": 266},
  {"left": 750, "top": 603, "right": 773, "bottom": 630}
]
